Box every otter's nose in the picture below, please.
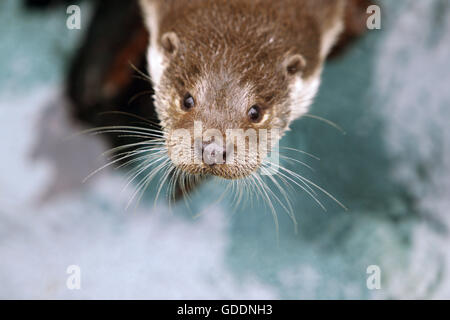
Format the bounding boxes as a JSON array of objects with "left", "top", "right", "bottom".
[{"left": 202, "top": 142, "right": 226, "bottom": 165}]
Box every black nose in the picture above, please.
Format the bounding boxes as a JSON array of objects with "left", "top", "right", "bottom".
[{"left": 202, "top": 142, "right": 226, "bottom": 165}]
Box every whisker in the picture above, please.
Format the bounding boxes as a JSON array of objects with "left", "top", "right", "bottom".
[
  {"left": 115, "top": 134, "right": 166, "bottom": 141},
  {"left": 97, "top": 111, "right": 160, "bottom": 128},
  {"left": 134, "top": 158, "right": 173, "bottom": 211},
  {"left": 260, "top": 167, "right": 297, "bottom": 233},
  {"left": 128, "top": 90, "right": 154, "bottom": 105},
  {"left": 127, "top": 157, "right": 171, "bottom": 210},
  {"left": 117, "top": 150, "right": 166, "bottom": 170},
  {"left": 83, "top": 150, "right": 151, "bottom": 183},
  {"left": 262, "top": 161, "right": 325, "bottom": 210},
  {"left": 279, "top": 147, "right": 320, "bottom": 160},
  {"left": 102, "top": 141, "right": 164, "bottom": 157},
  {"left": 269, "top": 161, "right": 346, "bottom": 210},
  {"left": 276, "top": 154, "right": 315, "bottom": 171},
  {"left": 122, "top": 153, "right": 167, "bottom": 193},
  {"left": 175, "top": 170, "right": 194, "bottom": 212},
  {"left": 251, "top": 172, "right": 280, "bottom": 243},
  {"left": 153, "top": 163, "right": 177, "bottom": 207},
  {"left": 293, "top": 173, "right": 347, "bottom": 211},
  {"left": 129, "top": 62, "right": 152, "bottom": 83},
  {"left": 79, "top": 125, "right": 165, "bottom": 136},
  {"left": 301, "top": 113, "right": 346, "bottom": 135},
  {"left": 87, "top": 129, "right": 164, "bottom": 139},
  {"left": 263, "top": 160, "right": 317, "bottom": 196}
]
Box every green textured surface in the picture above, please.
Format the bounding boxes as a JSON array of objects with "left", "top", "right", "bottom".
[{"left": 1, "top": 0, "right": 449, "bottom": 299}]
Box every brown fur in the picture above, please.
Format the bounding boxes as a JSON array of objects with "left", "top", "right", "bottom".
[{"left": 140, "top": 0, "right": 368, "bottom": 179}]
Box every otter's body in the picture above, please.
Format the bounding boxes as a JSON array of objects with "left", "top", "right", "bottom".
[{"left": 139, "top": 0, "right": 367, "bottom": 179}]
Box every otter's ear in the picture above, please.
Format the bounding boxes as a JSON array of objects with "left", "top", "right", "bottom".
[
  {"left": 161, "top": 32, "right": 179, "bottom": 56},
  {"left": 283, "top": 54, "right": 306, "bottom": 76}
]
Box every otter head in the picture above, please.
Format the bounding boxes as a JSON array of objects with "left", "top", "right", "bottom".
[{"left": 141, "top": 1, "right": 323, "bottom": 179}]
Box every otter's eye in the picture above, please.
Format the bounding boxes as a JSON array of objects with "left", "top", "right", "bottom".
[
  {"left": 248, "top": 105, "right": 263, "bottom": 123},
  {"left": 182, "top": 93, "right": 195, "bottom": 111}
]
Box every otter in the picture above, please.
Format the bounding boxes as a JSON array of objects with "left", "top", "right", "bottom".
[{"left": 138, "top": 0, "right": 370, "bottom": 180}]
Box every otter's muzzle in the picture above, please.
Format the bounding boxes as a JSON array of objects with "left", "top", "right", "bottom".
[{"left": 202, "top": 142, "right": 227, "bottom": 166}]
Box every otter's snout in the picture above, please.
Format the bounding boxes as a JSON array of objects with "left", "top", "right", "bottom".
[
  {"left": 168, "top": 124, "right": 278, "bottom": 179},
  {"left": 201, "top": 142, "right": 227, "bottom": 166}
]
